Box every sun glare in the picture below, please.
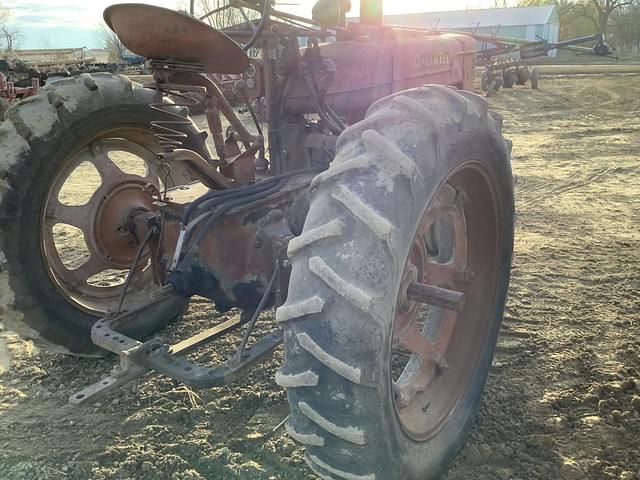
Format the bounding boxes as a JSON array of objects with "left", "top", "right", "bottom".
[{"left": 287, "top": 0, "right": 492, "bottom": 17}]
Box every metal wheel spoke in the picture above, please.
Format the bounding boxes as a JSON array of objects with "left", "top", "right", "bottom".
[
  {"left": 407, "top": 281, "right": 465, "bottom": 311},
  {"left": 394, "top": 376, "right": 434, "bottom": 409},
  {"left": 75, "top": 256, "right": 110, "bottom": 281},
  {"left": 417, "top": 205, "right": 457, "bottom": 238},
  {"left": 434, "top": 310, "right": 459, "bottom": 355},
  {"left": 394, "top": 323, "right": 445, "bottom": 409},
  {"left": 417, "top": 184, "right": 466, "bottom": 269},
  {"left": 45, "top": 201, "right": 91, "bottom": 232},
  {"left": 56, "top": 255, "right": 109, "bottom": 290},
  {"left": 92, "top": 140, "right": 159, "bottom": 189},
  {"left": 438, "top": 183, "right": 458, "bottom": 205},
  {"left": 398, "top": 324, "right": 448, "bottom": 370},
  {"left": 89, "top": 141, "right": 127, "bottom": 182},
  {"left": 417, "top": 183, "right": 458, "bottom": 231}
]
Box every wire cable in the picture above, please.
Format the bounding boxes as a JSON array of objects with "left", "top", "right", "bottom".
[
  {"left": 233, "top": 262, "right": 278, "bottom": 360},
  {"left": 116, "top": 226, "right": 157, "bottom": 314},
  {"left": 182, "top": 167, "right": 323, "bottom": 225}
]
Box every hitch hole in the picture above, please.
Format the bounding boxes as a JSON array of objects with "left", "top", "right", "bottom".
[
  {"left": 112, "top": 336, "right": 119, "bottom": 341},
  {"left": 76, "top": 394, "right": 85, "bottom": 399},
  {"left": 105, "top": 333, "right": 110, "bottom": 337},
  {"left": 184, "top": 366, "right": 193, "bottom": 372},
  {"left": 96, "top": 325, "right": 102, "bottom": 329},
  {"left": 119, "top": 340, "right": 125, "bottom": 344},
  {"left": 102, "top": 381, "right": 110, "bottom": 385}
]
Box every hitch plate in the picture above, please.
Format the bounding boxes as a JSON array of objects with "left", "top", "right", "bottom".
[{"left": 69, "top": 292, "right": 282, "bottom": 405}]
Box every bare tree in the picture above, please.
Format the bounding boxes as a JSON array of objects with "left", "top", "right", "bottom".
[
  {"left": 0, "top": 3, "right": 21, "bottom": 57},
  {"left": 96, "top": 23, "right": 123, "bottom": 63},
  {"left": 579, "top": 0, "right": 633, "bottom": 36},
  {"left": 610, "top": 1, "right": 640, "bottom": 52}
]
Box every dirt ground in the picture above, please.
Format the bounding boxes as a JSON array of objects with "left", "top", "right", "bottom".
[{"left": 1, "top": 73, "right": 639, "bottom": 480}]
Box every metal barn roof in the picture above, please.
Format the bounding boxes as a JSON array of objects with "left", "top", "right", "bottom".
[{"left": 382, "top": 6, "right": 559, "bottom": 29}]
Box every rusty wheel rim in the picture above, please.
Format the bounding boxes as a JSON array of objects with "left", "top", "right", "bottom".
[
  {"left": 41, "top": 129, "right": 161, "bottom": 314},
  {"left": 392, "top": 162, "right": 501, "bottom": 441}
]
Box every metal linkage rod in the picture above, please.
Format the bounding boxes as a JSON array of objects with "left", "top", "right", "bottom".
[{"left": 233, "top": 265, "right": 279, "bottom": 361}]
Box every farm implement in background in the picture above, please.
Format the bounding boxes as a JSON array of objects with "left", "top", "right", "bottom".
[
  {"left": 0, "top": 56, "right": 117, "bottom": 112},
  {"left": 0, "top": 72, "right": 40, "bottom": 102},
  {"left": 470, "top": 32, "right": 616, "bottom": 93},
  {"left": 0, "top": 60, "right": 43, "bottom": 106}
]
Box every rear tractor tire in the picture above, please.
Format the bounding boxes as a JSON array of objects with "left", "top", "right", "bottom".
[
  {"left": 277, "top": 85, "right": 514, "bottom": 479},
  {"left": 0, "top": 73, "right": 208, "bottom": 356}
]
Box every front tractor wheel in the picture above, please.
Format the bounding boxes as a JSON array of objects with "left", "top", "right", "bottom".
[{"left": 277, "top": 86, "right": 514, "bottom": 479}]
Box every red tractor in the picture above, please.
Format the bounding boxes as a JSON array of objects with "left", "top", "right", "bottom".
[{"left": 0, "top": 1, "right": 513, "bottom": 478}]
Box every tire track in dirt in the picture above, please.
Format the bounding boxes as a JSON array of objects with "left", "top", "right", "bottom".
[
  {"left": 516, "top": 166, "right": 613, "bottom": 209},
  {"left": 557, "top": 125, "right": 640, "bottom": 138},
  {"left": 588, "top": 85, "right": 623, "bottom": 105}
]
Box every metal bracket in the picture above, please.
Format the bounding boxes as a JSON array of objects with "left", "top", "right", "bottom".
[
  {"left": 70, "top": 289, "right": 282, "bottom": 405},
  {"left": 130, "top": 329, "right": 283, "bottom": 389}
]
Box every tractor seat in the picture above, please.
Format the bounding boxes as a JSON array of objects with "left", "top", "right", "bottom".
[{"left": 104, "top": 3, "right": 250, "bottom": 75}]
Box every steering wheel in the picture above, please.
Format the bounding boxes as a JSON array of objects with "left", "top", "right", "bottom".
[{"left": 197, "top": 0, "right": 272, "bottom": 51}]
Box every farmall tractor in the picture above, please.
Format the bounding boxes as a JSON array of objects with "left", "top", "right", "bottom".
[{"left": 0, "top": 1, "right": 514, "bottom": 478}]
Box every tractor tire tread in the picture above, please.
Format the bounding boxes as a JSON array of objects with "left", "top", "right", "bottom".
[{"left": 277, "top": 85, "right": 510, "bottom": 479}]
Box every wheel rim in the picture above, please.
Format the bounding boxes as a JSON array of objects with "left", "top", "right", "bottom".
[
  {"left": 392, "top": 162, "right": 501, "bottom": 441},
  {"left": 41, "top": 128, "right": 163, "bottom": 314}
]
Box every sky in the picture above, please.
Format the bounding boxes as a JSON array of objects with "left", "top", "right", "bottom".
[{"left": 1, "top": 0, "right": 499, "bottom": 49}]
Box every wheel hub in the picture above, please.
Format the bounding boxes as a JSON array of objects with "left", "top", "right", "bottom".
[{"left": 91, "top": 180, "right": 155, "bottom": 268}]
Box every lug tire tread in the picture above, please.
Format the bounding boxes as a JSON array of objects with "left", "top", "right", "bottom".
[{"left": 276, "top": 85, "right": 512, "bottom": 479}]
